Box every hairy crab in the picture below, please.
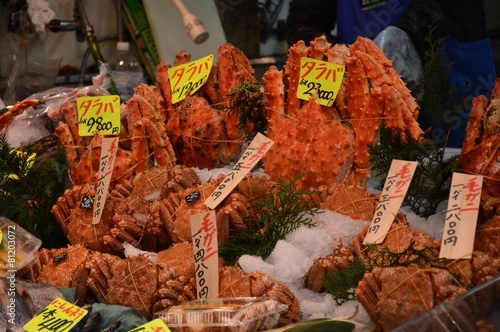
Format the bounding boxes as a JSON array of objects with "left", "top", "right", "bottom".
[
  {"left": 262, "top": 35, "right": 424, "bottom": 189},
  {"left": 51, "top": 165, "right": 201, "bottom": 254},
  {"left": 84, "top": 252, "right": 195, "bottom": 320},
  {"left": 159, "top": 172, "right": 272, "bottom": 244},
  {"left": 304, "top": 246, "right": 355, "bottom": 293},
  {"left": 22, "top": 245, "right": 91, "bottom": 306},
  {"left": 355, "top": 265, "right": 467, "bottom": 331},
  {"left": 318, "top": 182, "right": 379, "bottom": 221},
  {"left": 81, "top": 251, "right": 299, "bottom": 325},
  {"left": 218, "top": 266, "right": 301, "bottom": 327}
]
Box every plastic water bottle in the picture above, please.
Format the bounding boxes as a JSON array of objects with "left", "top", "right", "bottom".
[{"left": 109, "top": 41, "right": 144, "bottom": 101}]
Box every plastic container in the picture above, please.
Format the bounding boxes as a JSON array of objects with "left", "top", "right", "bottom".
[
  {"left": 394, "top": 274, "right": 500, "bottom": 331},
  {"left": 109, "top": 41, "right": 144, "bottom": 101},
  {"left": 154, "top": 297, "right": 285, "bottom": 332},
  {"left": 0, "top": 217, "right": 42, "bottom": 275}
]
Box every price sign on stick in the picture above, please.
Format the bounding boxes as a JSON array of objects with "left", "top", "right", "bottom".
[
  {"left": 77, "top": 96, "right": 121, "bottom": 136},
  {"left": 191, "top": 210, "right": 219, "bottom": 299},
  {"left": 168, "top": 54, "right": 213, "bottom": 104},
  {"left": 24, "top": 297, "right": 88, "bottom": 332},
  {"left": 440, "top": 173, "right": 483, "bottom": 259},
  {"left": 93, "top": 136, "right": 119, "bottom": 224},
  {"left": 297, "top": 57, "right": 344, "bottom": 107},
  {"left": 363, "top": 160, "right": 418, "bottom": 244},
  {"left": 204, "top": 133, "right": 274, "bottom": 210}
]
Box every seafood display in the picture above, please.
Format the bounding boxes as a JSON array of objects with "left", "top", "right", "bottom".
[{"left": 1, "top": 35, "right": 500, "bottom": 332}]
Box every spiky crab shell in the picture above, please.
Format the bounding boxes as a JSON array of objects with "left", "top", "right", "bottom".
[
  {"left": 262, "top": 35, "right": 425, "bottom": 189},
  {"left": 263, "top": 113, "right": 355, "bottom": 190}
]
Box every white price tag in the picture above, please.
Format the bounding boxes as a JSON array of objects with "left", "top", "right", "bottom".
[
  {"left": 92, "top": 137, "right": 119, "bottom": 224},
  {"left": 363, "top": 160, "right": 417, "bottom": 244},
  {"left": 204, "top": 133, "right": 273, "bottom": 209},
  {"left": 439, "top": 173, "right": 483, "bottom": 259},
  {"left": 190, "top": 210, "right": 219, "bottom": 299}
]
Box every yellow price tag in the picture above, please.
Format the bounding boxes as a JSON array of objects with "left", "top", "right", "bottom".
[
  {"left": 297, "top": 57, "right": 345, "bottom": 107},
  {"left": 168, "top": 54, "right": 213, "bottom": 104},
  {"left": 76, "top": 95, "right": 121, "bottom": 137},
  {"left": 24, "top": 297, "right": 88, "bottom": 332},
  {"left": 129, "top": 318, "right": 171, "bottom": 331}
]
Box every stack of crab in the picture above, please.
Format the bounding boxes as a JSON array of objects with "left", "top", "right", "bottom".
[{"left": 14, "top": 35, "right": 500, "bottom": 331}]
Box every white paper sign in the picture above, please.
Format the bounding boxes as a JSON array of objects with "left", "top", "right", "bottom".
[
  {"left": 204, "top": 133, "right": 274, "bottom": 209},
  {"left": 92, "top": 137, "right": 118, "bottom": 224},
  {"left": 439, "top": 173, "right": 483, "bottom": 259},
  {"left": 190, "top": 210, "right": 219, "bottom": 299},
  {"left": 363, "top": 160, "right": 418, "bottom": 244}
]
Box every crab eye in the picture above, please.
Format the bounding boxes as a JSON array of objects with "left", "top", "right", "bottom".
[{"left": 185, "top": 190, "right": 201, "bottom": 203}]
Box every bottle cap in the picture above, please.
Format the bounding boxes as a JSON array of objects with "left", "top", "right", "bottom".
[{"left": 117, "top": 41, "right": 130, "bottom": 52}]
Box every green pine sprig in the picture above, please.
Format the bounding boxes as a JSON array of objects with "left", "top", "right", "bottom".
[
  {"left": 225, "top": 81, "right": 268, "bottom": 140},
  {"left": 219, "top": 174, "right": 320, "bottom": 266},
  {"left": 0, "top": 134, "right": 70, "bottom": 248},
  {"left": 364, "top": 242, "right": 445, "bottom": 269},
  {"left": 321, "top": 257, "right": 367, "bottom": 306},
  {"left": 418, "top": 25, "right": 456, "bottom": 125}
]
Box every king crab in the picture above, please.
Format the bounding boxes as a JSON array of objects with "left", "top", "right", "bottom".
[
  {"left": 459, "top": 78, "right": 500, "bottom": 197},
  {"left": 262, "top": 35, "right": 424, "bottom": 189},
  {"left": 54, "top": 84, "right": 176, "bottom": 188},
  {"left": 157, "top": 43, "right": 258, "bottom": 169}
]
